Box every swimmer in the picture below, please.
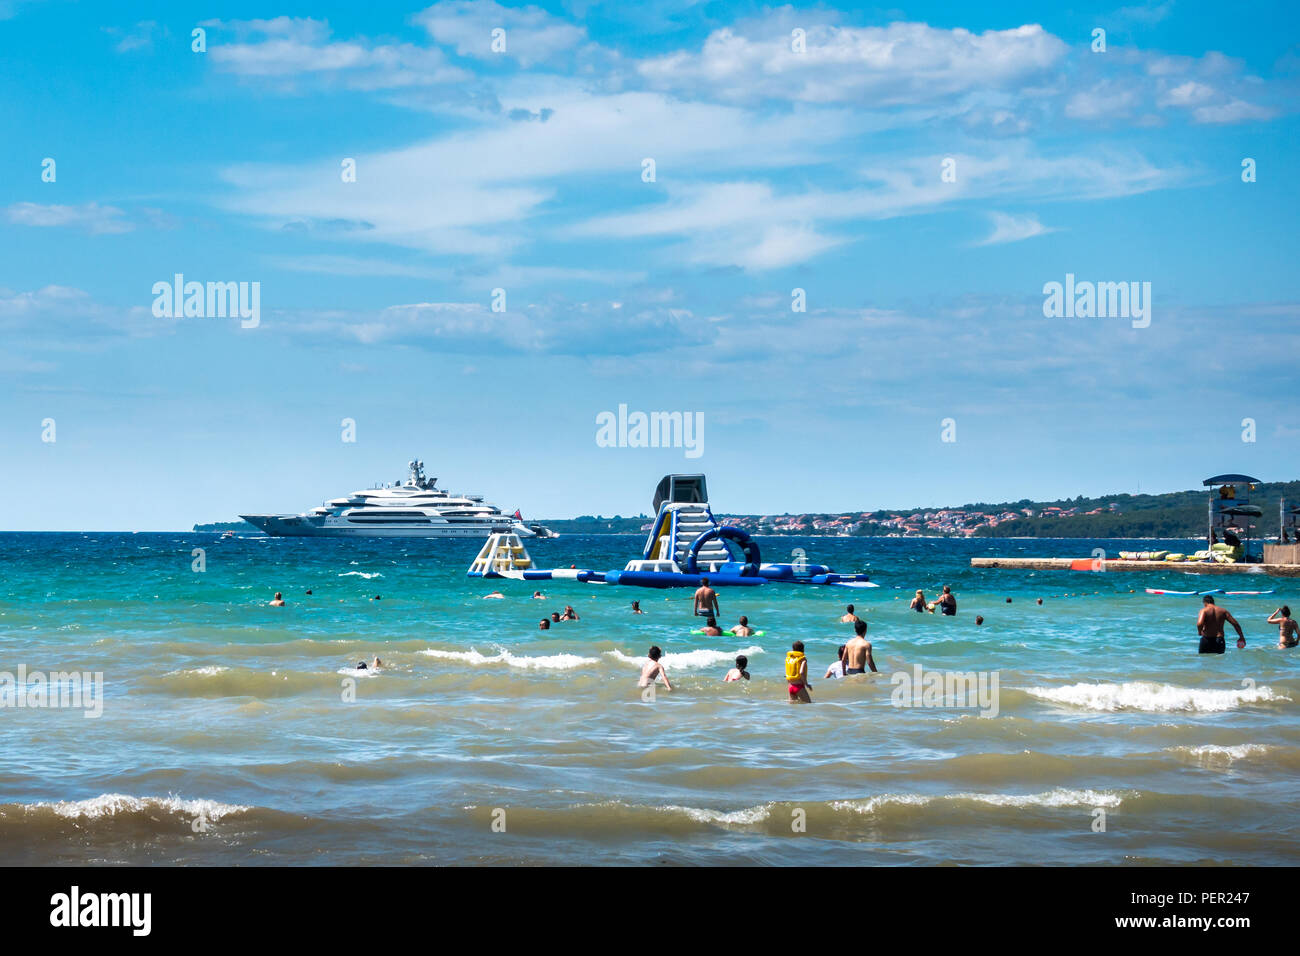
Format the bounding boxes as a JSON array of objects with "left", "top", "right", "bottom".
[
  {"left": 269, "top": 592, "right": 285, "bottom": 607},
  {"left": 484, "top": 591, "right": 505, "bottom": 600},
  {"left": 934, "top": 586, "right": 956, "bottom": 616},
  {"left": 908, "top": 590, "right": 926, "bottom": 613},
  {"left": 305, "top": 589, "right": 313, "bottom": 596},
  {"left": 1005, "top": 597, "right": 1012, "bottom": 604},
  {"left": 631, "top": 601, "right": 644, "bottom": 614},
  {"left": 1197, "top": 595, "right": 1245, "bottom": 654},
  {"left": 550, "top": 611, "right": 561, "bottom": 623},
  {"left": 843, "top": 620, "right": 877, "bottom": 674},
  {"left": 638, "top": 646, "right": 672, "bottom": 691},
  {"left": 1036, "top": 598, "right": 1043, "bottom": 606},
  {"left": 839, "top": 604, "right": 861, "bottom": 624},
  {"left": 700, "top": 616, "right": 723, "bottom": 637},
  {"left": 559, "top": 605, "right": 579, "bottom": 621},
  {"left": 356, "top": 661, "right": 367, "bottom": 670},
  {"left": 785, "top": 641, "right": 812, "bottom": 702},
  {"left": 1268, "top": 606, "right": 1298, "bottom": 648},
  {"left": 825, "top": 645, "right": 847, "bottom": 679},
  {"left": 372, "top": 656, "right": 382, "bottom": 669},
  {"left": 539, "top": 618, "right": 550, "bottom": 631},
  {"left": 730, "top": 615, "right": 754, "bottom": 637},
  {"left": 693, "top": 578, "right": 720, "bottom": 618},
  {"left": 975, "top": 615, "right": 984, "bottom": 626},
  {"left": 724, "top": 655, "right": 750, "bottom": 682},
  {"left": 532, "top": 591, "right": 544, "bottom": 600},
  {"left": 372, "top": 595, "right": 382, "bottom": 601}
]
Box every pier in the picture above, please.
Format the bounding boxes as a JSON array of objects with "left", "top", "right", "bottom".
[{"left": 970, "top": 557, "right": 1300, "bottom": 577}]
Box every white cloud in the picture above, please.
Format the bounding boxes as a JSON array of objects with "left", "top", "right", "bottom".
[
  {"left": 637, "top": 20, "right": 1068, "bottom": 106},
  {"left": 976, "top": 212, "right": 1054, "bottom": 246},
  {"left": 416, "top": 0, "right": 586, "bottom": 66},
  {"left": 5, "top": 202, "right": 133, "bottom": 234}
]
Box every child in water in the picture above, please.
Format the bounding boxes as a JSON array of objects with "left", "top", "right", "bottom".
[
  {"left": 785, "top": 641, "right": 811, "bottom": 702},
  {"left": 724, "top": 655, "right": 749, "bottom": 681},
  {"left": 639, "top": 646, "right": 672, "bottom": 691}
]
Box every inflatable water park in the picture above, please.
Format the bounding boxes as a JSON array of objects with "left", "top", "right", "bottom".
[{"left": 467, "top": 473, "right": 877, "bottom": 589}]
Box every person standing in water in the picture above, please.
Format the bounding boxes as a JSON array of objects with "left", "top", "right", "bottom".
[
  {"left": 724, "top": 655, "right": 750, "bottom": 682},
  {"left": 1267, "top": 606, "right": 1298, "bottom": 648},
  {"left": 1197, "top": 595, "right": 1245, "bottom": 654},
  {"left": 269, "top": 592, "right": 285, "bottom": 607},
  {"left": 839, "top": 604, "right": 861, "bottom": 624},
  {"left": 639, "top": 646, "right": 672, "bottom": 691},
  {"left": 843, "top": 620, "right": 878, "bottom": 673},
  {"left": 825, "top": 645, "right": 847, "bottom": 679},
  {"left": 693, "top": 578, "right": 720, "bottom": 619},
  {"left": 933, "top": 586, "right": 957, "bottom": 616},
  {"left": 908, "top": 590, "right": 927, "bottom": 612},
  {"left": 785, "top": 641, "right": 812, "bottom": 703}
]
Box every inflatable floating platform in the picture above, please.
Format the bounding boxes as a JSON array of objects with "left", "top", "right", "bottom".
[{"left": 467, "top": 474, "right": 877, "bottom": 590}]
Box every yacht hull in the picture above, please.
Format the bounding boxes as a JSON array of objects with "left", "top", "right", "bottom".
[{"left": 239, "top": 515, "right": 537, "bottom": 538}]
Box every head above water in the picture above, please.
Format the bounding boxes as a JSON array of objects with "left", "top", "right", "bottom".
[
  {"left": 845, "top": 604, "right": 854, "bottom": 613},
  {"left": 738, "top": 615, "right": 748, "bottom": 625},
  {"left": 853, "top": 619, "right": 868, "bottom": 636},
  {"left": 648, "top": 645, "right": 662, "bottom": 661},
  {"left": 539, "top": 619, "right": 550, "bottom": 629},
  {"left": 1282, "top": 605, "right": 1292, "bottom": 618},
  {"left": 975, "top": 615, "right": 984, "bottom": 626},
  {"left": 942, "top": 585, "right": 951, "bottom": 594},
  {"left": 735, "top": 655, "right": 748, "bottom": 669},
  {"left": 551, "top": 612, "right": 561, "bottom": 621},
  {"left": 837, "top": 644, "right": 847, "bottom": 660},
  {"left": 631, "top": 601, "right": 640, "bottom": 610},
  {"left": 274, "top": 592, "right": 282, "bottom": 600}
]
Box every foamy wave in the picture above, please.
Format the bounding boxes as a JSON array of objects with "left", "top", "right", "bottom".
[
  {"left": 338, "top": 571, "right": 382, "bottom": 579},
  {"left": 337, "top": 667, "right": 380, "bottom": 678},
  {"left": 664, "top": 804, "right": 773, "bottom": 825},
  {"left": 605, "top": 646, "right": 764, "bottom": 670},
  {"left": 1170, "top": 744, "right": 1272, "bottom": 765},
  {"left": 27, "top": 793, "right": 250, "bottom": 821},
  {"left": 164, "top": 665, "right": 228, "bottom": 677},
  {"left": 422, "top": 648, "right": 596, "bottom": 670},
  {"left": 833, "top": 788, "right": 1122, "bottom": 813},
  {"left": 1026, "top": 681, "right": 1288, "bottom": 713}
]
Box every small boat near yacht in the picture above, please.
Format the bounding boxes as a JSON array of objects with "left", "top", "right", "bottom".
[{"left": 241, "top": 460, "right": 549, "bottom": 539}]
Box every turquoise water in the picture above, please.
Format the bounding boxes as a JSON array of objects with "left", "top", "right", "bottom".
[{"left": 0, "top": 532, "right": 1296, "bottom": 865}]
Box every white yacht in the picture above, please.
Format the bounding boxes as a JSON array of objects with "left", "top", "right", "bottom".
[{"left": 240, "top": 460, "right": 550, "bottom": 538}]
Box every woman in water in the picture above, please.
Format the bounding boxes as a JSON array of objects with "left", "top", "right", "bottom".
[
  {"left": 909, "top": 589, "right": 927, "bottom": 612},
  {"left": 1267, "top": 606, "right": 1299, "bottom": 648}
]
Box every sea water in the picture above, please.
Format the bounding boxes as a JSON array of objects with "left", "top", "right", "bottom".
[{"left": 0, "top": 532, "right": 1296, "bottom": 865}]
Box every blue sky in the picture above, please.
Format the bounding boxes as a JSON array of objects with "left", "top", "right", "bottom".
[{"left": 2, "top": 0, "right": 1297, "bottom": 529}]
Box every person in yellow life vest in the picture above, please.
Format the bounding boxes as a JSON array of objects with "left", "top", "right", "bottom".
[{"left": 785, "top": 641, "right": 812, "bottom": 703}]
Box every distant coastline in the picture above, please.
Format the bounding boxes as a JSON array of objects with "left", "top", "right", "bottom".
[{"left": 195, "top": 479, "right": 1299, "bottom": 539}]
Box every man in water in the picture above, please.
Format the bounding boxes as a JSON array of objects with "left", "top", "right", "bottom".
[
  {"left": 730, "top": 615, "right": 754, "bottom": 637},
  {"left": 531, "top": 591, "right": 545, "bottom": 600},
  {"left": 539, "top": 618, "right": 550, "bottom": 631},
  {"left": 934, "top": 586, "right": 957, "bottom": 616},
  {"left": 639, "top": 646, "right": 672, "bottom": 691},
  {"left": 785, "top": 640, "right": 812, "bottom": 702},
  {"left": 560, "top": 605, "right": 580, "bottom": 621},
  {"left": 724, "top": 655, "right": 749, "bottom": 682},
  {"left": 839, "top": 604, "right": 861, "bottom": 624},
  {"left": 1197, "top": 595, "right": 1245, "bottom": 654},
  {"left": 269, "top": 592, "right": 285, "bottom": 607},
  {"left": 1268, "top": 606, "right": 1299, "bottom": 648},
  {"left": 825, "top": 645, "right": 847, "bottom": 679},
  {"left": 843, "top": 620, "right": 878, "bottom": 674},
  {"left": 700, "top": 616, "right": 723, "bottom": 636},
  {"left": 550, "top": 611, "right": 562, "bottom": 624},
  {"left": 694, "top": 578, "right": 720, "bottom": 618}
]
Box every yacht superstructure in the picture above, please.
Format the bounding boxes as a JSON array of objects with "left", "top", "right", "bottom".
[{"left": 240, "top": 460, "right": 548, "bottom": 538}]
